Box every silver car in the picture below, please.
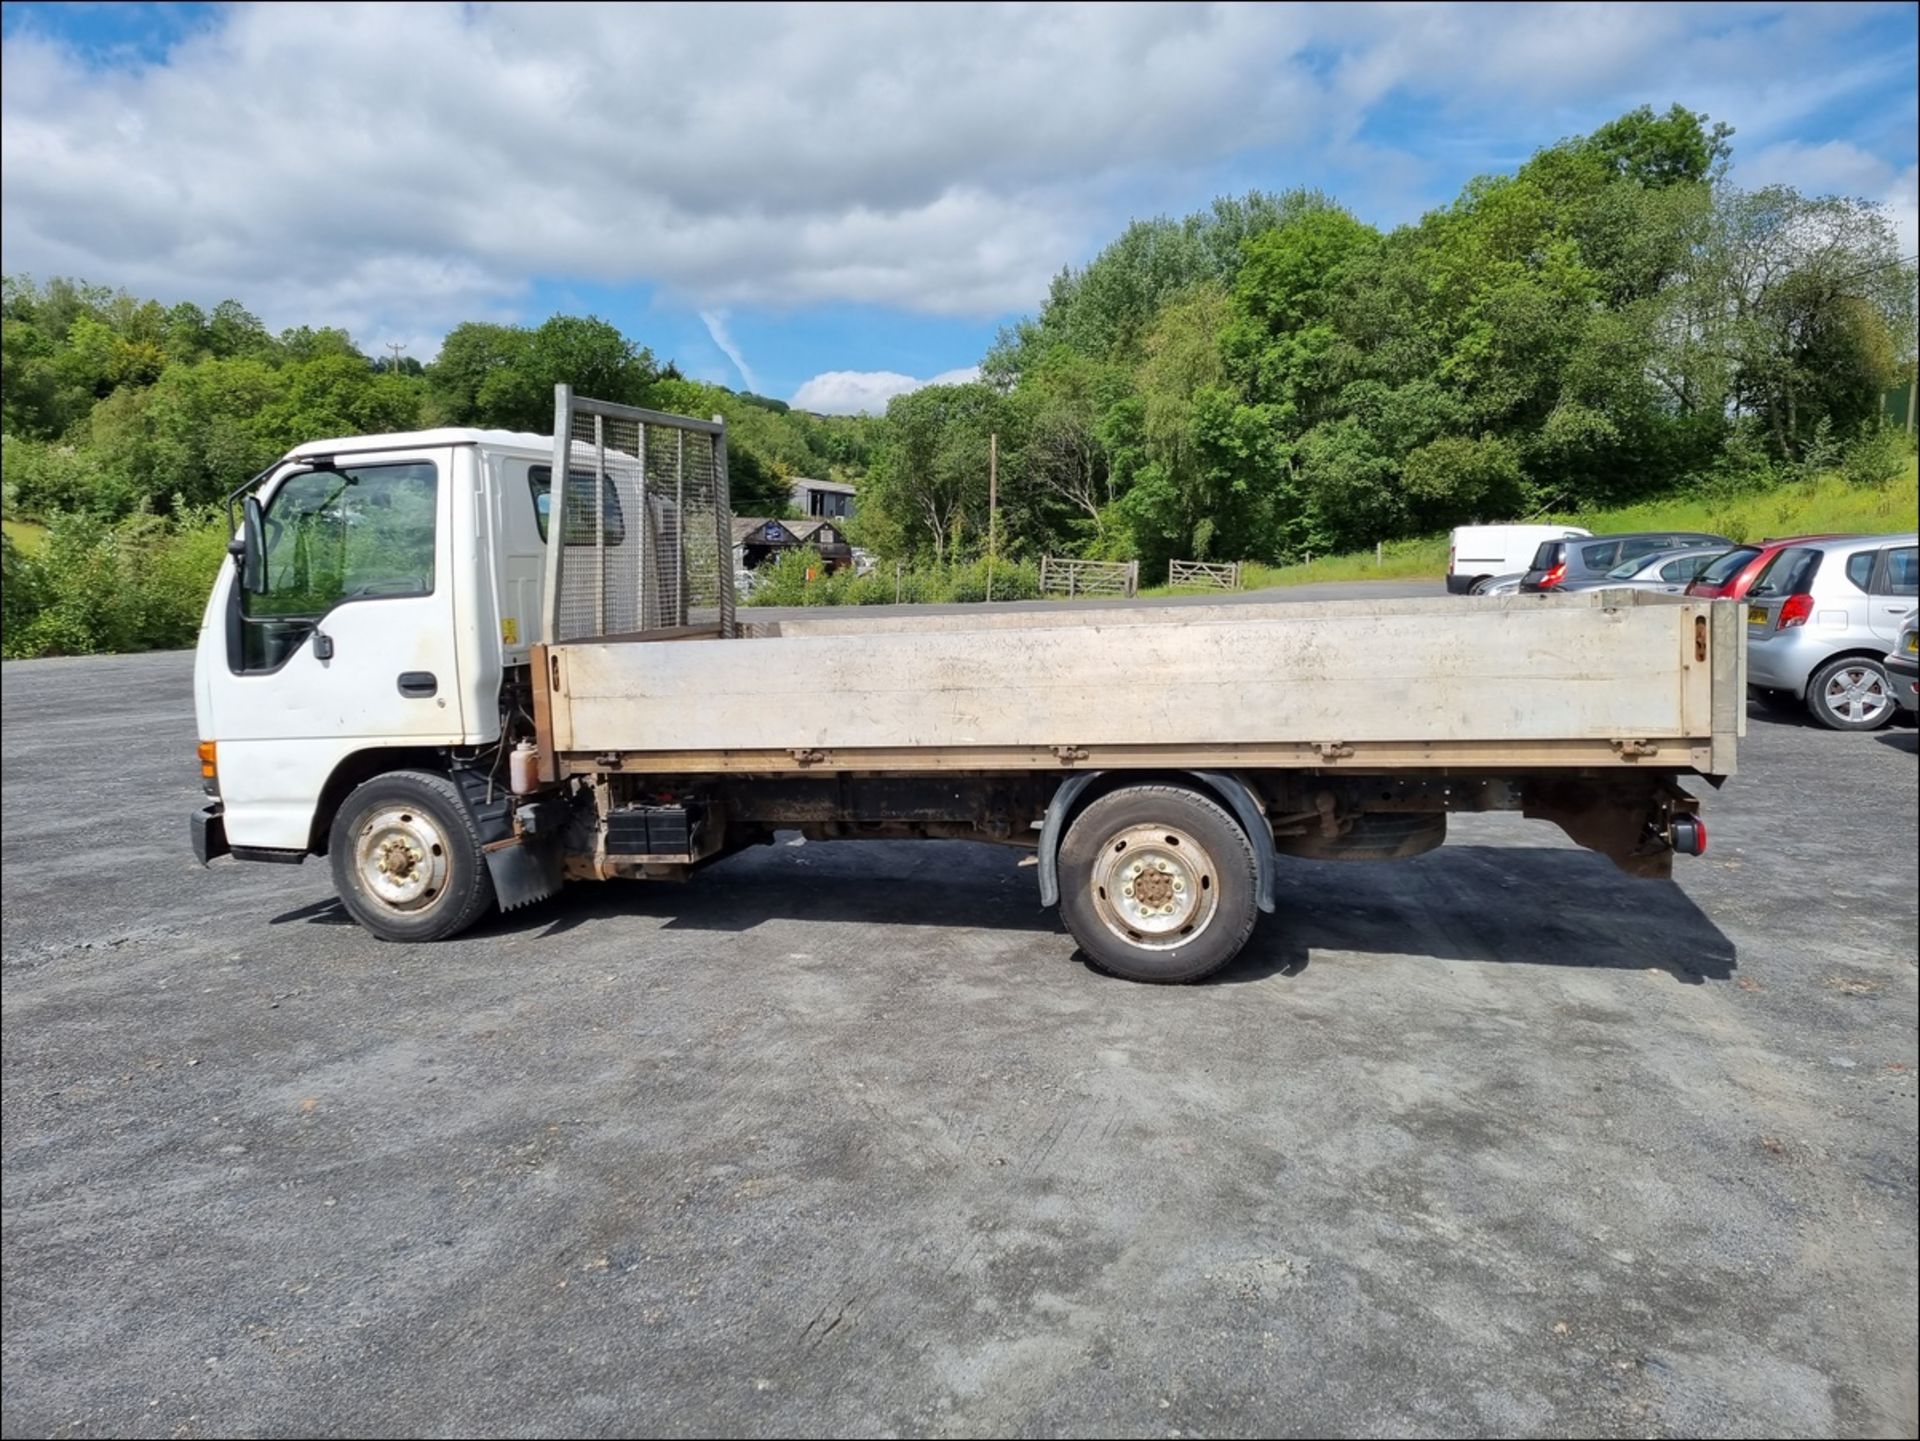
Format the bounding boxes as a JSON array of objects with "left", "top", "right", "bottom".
[
  {"left": 1888, "top": 615, "right": 1919, "bottom": 716},
  {"left": 1563, "top": 545, "right": 1731, "bottom": 594},
  {"left": 1745, "top": 533, "right": 1919, "bottom": 731}
]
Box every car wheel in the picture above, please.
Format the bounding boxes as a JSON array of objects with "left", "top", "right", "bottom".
[
  {"left": 1805, "top": 657, "right": 1897, "bottom": 732},
  {"left": 328, "top": 769, "right": 496, "bottom": 941},
  {"left": 1057, "top": 785, "right": 1259, "bottom": 984}
]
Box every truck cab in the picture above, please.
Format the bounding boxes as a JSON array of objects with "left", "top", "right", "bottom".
[{"left": 194, "top": 429, "right": 554, "bottom": 860}]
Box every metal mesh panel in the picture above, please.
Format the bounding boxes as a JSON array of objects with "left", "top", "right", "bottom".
[{"left": 546, "top": 393, "right": 734, "bottom": 642}]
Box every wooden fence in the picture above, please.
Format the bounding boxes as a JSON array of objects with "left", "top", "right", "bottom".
[
  {"left": 1168, "top": 559, "right": 1242, "bottom": 590},
  {"left": 1039, "top": 556, "right": 1140, "bottom": 598}
]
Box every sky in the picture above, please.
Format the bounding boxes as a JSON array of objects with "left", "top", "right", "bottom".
[{"left": 2, "top": 1, "right": 1915, "bottom": 414}]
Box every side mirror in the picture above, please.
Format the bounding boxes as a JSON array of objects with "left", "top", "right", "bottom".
[{"left": 236, "top": 494, "right": 266, "bottom": 593}]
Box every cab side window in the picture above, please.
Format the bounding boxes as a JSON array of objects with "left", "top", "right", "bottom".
[
  {"left": 233, "top": 460, "right": 437, "bottom": 672},
  {"left": 528, "top": 466, "right": 625, "bottom": 545}
]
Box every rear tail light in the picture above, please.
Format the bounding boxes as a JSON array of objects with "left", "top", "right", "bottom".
[
  {"left": 1447, "top": 544, "right": 1456, "bottom": 572},
  {"left": 1542, "top": 562, "right": 1566, "bottom": 588},
  {"left": 1669, "top": 816, "right": 1707, "bottom": 856},
  {"left": 1778, "top": 594, "right": 1814, "bottom": 629}
]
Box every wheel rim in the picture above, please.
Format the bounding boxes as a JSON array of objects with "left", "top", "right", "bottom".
[
  {"left": 1822, "top": 666, "right": 1890, "bottom": 725},
  {"left": 1088, "top": 824, "right": 1220, "bottom": 951},
  {"left": 353, "top": 806, "right": 451, "bottom": 912}
]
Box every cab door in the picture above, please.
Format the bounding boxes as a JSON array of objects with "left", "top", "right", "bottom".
[{"left": 208, "top": 446, "right": 464, "bottom": 849}]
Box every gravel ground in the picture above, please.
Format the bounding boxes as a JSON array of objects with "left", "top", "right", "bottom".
[{"left": 2, "top": 641, "right": 1915, "bottom": 1439}]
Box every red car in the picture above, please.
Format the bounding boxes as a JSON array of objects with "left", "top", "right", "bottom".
[{"left": 1685, "top": 535, "right": 1853, "bottom": 601}]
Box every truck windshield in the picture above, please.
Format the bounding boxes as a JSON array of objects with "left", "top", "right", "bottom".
[{"left": 245, "top": 462, "right": 437, "bottom": 619}]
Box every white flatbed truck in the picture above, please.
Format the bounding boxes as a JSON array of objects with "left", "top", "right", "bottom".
[{"left": 192, "top": 389, "right": 1741, "bottom": 983}]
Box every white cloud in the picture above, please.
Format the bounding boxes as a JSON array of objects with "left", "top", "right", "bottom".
[
  {"left": 792, "top": 366, "right": 983, "bottom": 416},
  {"left": 0, "top": 1, "right": 1911, "bottom": 346},
  {"left": 698, "top": 310, "right": 759, "bottom": 393}
]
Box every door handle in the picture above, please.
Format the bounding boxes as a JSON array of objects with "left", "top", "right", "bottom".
[{"left": 397, "top": 671, "right": 437, "bottom": 697}]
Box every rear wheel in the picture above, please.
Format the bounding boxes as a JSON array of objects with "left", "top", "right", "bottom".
[
  {"left": 1057, "top": 785, "right": 1259, "bottom": 984},
  {"left": 328, "top": 770, "right": 495, "bottom": 941},
  {"left": 1805, "top": 656, "right": 1896, "bottom": 732}
]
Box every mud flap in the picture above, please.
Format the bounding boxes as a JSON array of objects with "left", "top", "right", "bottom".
[
  {"left": 484, "top": 835, "right": 563, "bottom": 912},
  {"left": 450, "top": 764, "right": 561, "bottom": 911}
]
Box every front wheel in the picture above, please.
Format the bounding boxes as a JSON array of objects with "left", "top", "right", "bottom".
[
  {"left": 1057, "top": 785, "right": 1259, "bottom": 984},
  {"left": 1805, "top": 656, "right": 1896, "bottom": 732},
  {"left": 328, "top": 770, "right": 496, "bottom": 941}
]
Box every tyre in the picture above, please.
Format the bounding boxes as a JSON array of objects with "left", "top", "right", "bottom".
[
  {"left": 1057, "top": 784, "right": 1259, "bottom": 984},
  {"left": 1804, "top": 656, "right": 1896, "bottom": 732},
  {"left": 328, "top": 769, "right": 496, "bottom": 941}
]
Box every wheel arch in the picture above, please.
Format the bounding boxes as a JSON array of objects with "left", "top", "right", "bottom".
[
  {"left": 306, "top": 746, "right": 451, "bottom": 854},
  {"left": 1037, "top": 770, "right": 1275, "bottom": 914},
  {"left": 1788, "top": 646, "right": 1895, "bottom": 697}
]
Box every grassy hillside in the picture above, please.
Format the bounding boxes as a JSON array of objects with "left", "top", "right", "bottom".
[
  {"left": 3, "top": 516, "right": 49, "bottom": 554},
  {"left": 1149, "top": 458, "right": 1919, "bottom": 595}
]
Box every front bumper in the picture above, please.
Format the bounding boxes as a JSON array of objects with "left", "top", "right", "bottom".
[
  {"left": 191, "top": 803, "right": 229, "bottom": 865},
  {"left": 1887, "top": 655, "right": 1919, "bottom": 713}
]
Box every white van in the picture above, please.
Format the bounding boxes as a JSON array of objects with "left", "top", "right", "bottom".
[{"left": 1448, "top": 523, "right": 1591, "bottom": 594}]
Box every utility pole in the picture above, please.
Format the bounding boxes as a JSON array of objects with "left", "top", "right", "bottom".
[
  {"left": 386, "top": 341, "right": 406, "bottom": 376},
  {"left": 986, "top": 431, "right": 998, "bottom": 604}
]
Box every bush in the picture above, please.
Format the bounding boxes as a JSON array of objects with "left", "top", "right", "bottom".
[
  {"left": 1841, "top": 422, "right": 1910, "bottom": 490},
  {"left": 0, "top": 506, "right": 226, "bottom": 658},
  {"left": 740, "top": 552, "right": 1043, "bottom": 607}
]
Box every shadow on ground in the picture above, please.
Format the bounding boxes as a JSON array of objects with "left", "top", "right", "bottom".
[{"left": 272, "top": 839, "right": 1735, "bottom": 986}]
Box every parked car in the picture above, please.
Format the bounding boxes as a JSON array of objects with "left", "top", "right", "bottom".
[
  {"left": 1448, "top": 524, "right": 1590, "bottom": 594},
  {"left": 1562, "top": 545, "right": 1732, "bottom": 594},
  {"left": 1521, "top": 531, "right": 1730, "bottom": 592},
  {"left": 1886, "top": 615, "right": 1918, "bottom": 716},
  {"left": 1686, "top": 535, "right": 1852, "bottom": 602},
  {"left": 1471, "top": 572, "right": 1527, "bottom": 595},
  {"left": 1745, "top": 533, "right": 1919, "bottom": 731}
]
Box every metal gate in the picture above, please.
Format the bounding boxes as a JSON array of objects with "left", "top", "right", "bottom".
[{"left": 541, "top": 385, "right": 736, "bottom": 643}]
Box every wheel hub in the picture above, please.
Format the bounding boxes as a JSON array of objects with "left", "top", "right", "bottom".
[
  {"left": 355, "top": 807, "right": 450, "bottom": 912},
  {"left": 1090, "top": 824, "right": 1219, "bottom": 951},
  {"left": 1825, "top": 668, "right": 1888, "bottom": 724}
]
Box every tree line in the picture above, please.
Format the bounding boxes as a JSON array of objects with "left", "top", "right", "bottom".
[
  {"left": 1, "top": 290, "right": 873, "bottom": 521},
  {"left": 857, "top": 104, "right": 1916, "bottom": 574}
]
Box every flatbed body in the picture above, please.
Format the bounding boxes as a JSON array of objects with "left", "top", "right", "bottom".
[{"left": 540, "top": 592, "right": 1744, "bottom": 778}]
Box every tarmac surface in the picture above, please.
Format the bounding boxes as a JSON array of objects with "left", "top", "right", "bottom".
[{"left": 3, "top": 605, "right": 1916, "bottom": 1438}]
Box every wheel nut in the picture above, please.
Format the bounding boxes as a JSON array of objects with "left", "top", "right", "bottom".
[
  {"left": 1173, "top": 879, "right": 1185, "bottom": 892},
  {"left": 1122, "top": 884, "right": 1134, "bottom": 898}
]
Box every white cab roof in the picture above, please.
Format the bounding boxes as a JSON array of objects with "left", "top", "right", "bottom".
[{"left": 288, "top": 427, "right": 553, "bottom": 457}]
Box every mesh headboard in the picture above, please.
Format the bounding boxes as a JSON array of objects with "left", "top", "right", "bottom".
[{"left": 542, "top": 386, "right": 736, "bottom": 642}]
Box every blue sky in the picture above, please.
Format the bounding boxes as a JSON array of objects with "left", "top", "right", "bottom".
[{"left": 3, "top": 2, "right": 1915, "bottom": 412}]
